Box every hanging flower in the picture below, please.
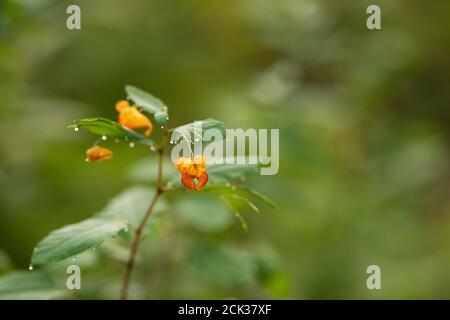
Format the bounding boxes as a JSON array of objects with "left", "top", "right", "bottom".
[
  {"left": 175, "top": 155, "right": 208, "bottom": 191},
  {"left": 115, "top": 100, "right": 153, "bottom": 136},
  {"left": 86, "top": 146, "right": 113, "bottom": 161}
]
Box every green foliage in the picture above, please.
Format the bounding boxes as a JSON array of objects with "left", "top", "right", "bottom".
[
  {"left": 68, "top": 118, "right": 154, "bottom": 146},
  {"left": 26, "top": 84, "right": 275, "bottom": 299},
  {"left": 207, "top": 158, "right": 260, "bottom": 181},
  {"left": 100, "top": 186, "right": 167, "bottom": 229},
  {"left": 0, "top": 271, "right": 65, "bottom": 299},
  {"left": 32, "top": 217, "right": 128, "bottom": 265},
  {"left": 171, "top": 118, "right": 225, "bottom": 143},
  {"left": 125, "top": 85, "right": 168, "bottom": 117},
  {"left": 175, "top": 194, "right": 232, "bottom": 232},
  {"left": 190, "top": 245, "right": 257, "bottom": 287}
]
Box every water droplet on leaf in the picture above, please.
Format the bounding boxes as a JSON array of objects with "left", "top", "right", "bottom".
[
  {"left": 129, "top": 142, "right": 135, "bottom": 148},
  {"left": 28, "top": 264, "right": 33, "bottom": 271},
  {"left": 74, "top": 127, "right": 79, "bottom": 132},
  {"left": 101, "top": 135, "right": 107, "bottom": 141}
]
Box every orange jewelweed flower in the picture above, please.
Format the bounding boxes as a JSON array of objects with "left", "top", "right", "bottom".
[
  {"left": 115, "top": 100, "right": 153, "bottom": 136},
  {"left": 175, "top": 155, "right": 208, "bottom": 191},
  {"left": 86, "top": 146, "right": 113, "bottom": 162}
]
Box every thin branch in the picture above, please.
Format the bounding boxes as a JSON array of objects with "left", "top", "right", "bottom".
[{"left": 120, "top": 132, "right": 167, "bottom": 300}]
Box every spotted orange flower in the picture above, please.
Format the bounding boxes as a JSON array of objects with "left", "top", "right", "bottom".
[
  {"left": 115, "top": 100, "right": 153, "bottom": 136},
  {"left": 175, "top": 155, "right": 208, "bottom": 191},
  {"left": 86, "top": 146, "right": 113, "bottom": 162}
]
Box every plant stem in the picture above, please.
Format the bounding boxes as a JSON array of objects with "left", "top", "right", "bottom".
[{"left": 120, "top": 139, "right": 166, "bottom": 300}]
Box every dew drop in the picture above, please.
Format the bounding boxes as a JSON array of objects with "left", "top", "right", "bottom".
[
  {"left": 85, "top": 158, "right": 90, "bottom": 162},
  {"left": 101, "top": 135, "right": 107, "bottom": 141},
  {"left": 150, "top": 146, "right": 156, "bottom": 152},
  {"left": 160, "top": 126, "right": 164, "bottom": 129},
  {"left": 195, "top": 138, "right": 200, "bottom": 142},
  {"left": 28, "top": 264, "right": 33, "bottom": 271},
  {"left": 166, "top": 117, "right": 170, "bottom": 120},
  {"left": 72, "top": 257, "right": 77, "bottom": 261},
  {"left": 170, "top": 141, "right": 174, "bottom": 144},
  {"left": 129, "top": 142, "right": 135, "bottom": 148},
  {"left": 74, "top": 127, "right": 79, "bottom": 132}
]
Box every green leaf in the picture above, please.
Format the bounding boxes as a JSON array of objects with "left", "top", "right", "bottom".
[
  {"left": 154, "top": 110, "right": 169, "bottom": 125},
  {"left": 125, "top": 85, "right": 167, "bottom": 114},
  {"left": 239, "top": 186, "right": 278, "bottom": 209},
  {"left": 170, "top": 118, "right": 225, "bottom": 143},
  {"left": 31, "top": 217, "right": 128, "bottom": 265},
  {"left": 100, "top": 186, "right": 166, "bottom": 229},
  {"left": 190, "top": 245, "right": 257, "bottom": 287},
  {"left": 0, "top": 271, "right": 66, "bottom": 300},
  {"left": 227, "top": 194, "right": 260, "bottom": 213},
  {"left": 207, "top": 158, "right": 260, "bottom": 180},
  {"left": 175, "top": 194, "right": 232, "bottom": 232},
  {"left": 68, "top": 117, "right": 154, "bottom": 146},
  {"left": 219, "top": 195, "right": 249, "bottom": 231},
  {"left": 206, "top": 182, "right": 278, "bottom": 209}
]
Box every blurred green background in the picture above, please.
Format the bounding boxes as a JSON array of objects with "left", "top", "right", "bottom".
[{"left": 1, "top": 0, "right": 449, "bottom": 299}]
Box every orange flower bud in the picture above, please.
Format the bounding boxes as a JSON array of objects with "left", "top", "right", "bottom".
[
  {"left": 116, "top": 100, "right": 153, "bottom": 136},
  {"left": 86, "top": 146, "right": 113, "bottom": 162}
]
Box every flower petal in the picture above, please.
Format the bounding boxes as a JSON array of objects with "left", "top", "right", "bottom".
[
  {"left": 117, "top": 106, "right": 153, "bottom": 136},
  {"left": 195, "top": 171, "right": 208, "bottom": 191},
  {"left": 181, "top": 172, "right": 195, "bottom": 190}
]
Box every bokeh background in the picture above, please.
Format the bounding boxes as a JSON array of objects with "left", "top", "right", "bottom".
[{"left": 1, "top": 0, "right": 450, "bottom": 299}]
